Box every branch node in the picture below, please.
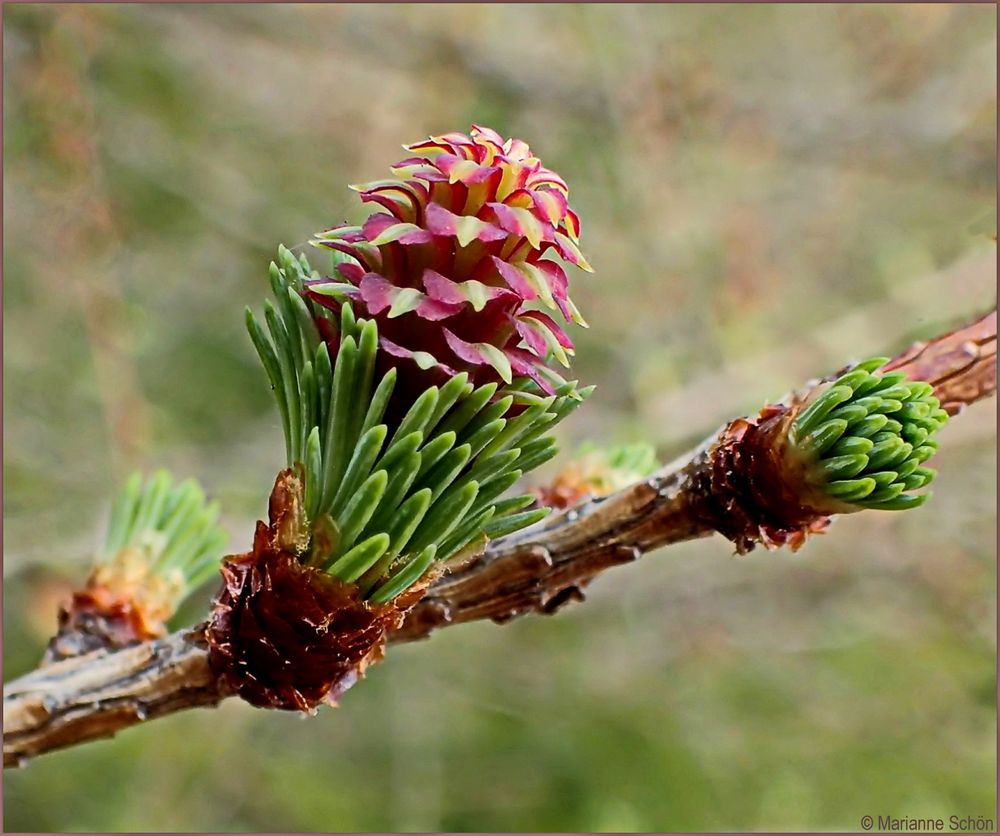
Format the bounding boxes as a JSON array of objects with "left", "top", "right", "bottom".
[{"left": 540, "top": 585, "right": 586, "bottom": 614}]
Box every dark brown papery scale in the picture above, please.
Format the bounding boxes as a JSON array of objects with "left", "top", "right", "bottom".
[
  {"left": 697, "top": 403, "right": 835, "bottom": 554},
  {"left": 43, "top": 548, "right": 185, "bottom": 664},
  {"left": 44, "top": 587, "right": 161, "bottom": 665},
  {"left": 205, "top": 469, "right": 431, "bottom": 711}
]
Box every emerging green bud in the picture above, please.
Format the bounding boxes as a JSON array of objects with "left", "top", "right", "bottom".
[
  {"left": 535, "top": 442, "right": 659, "bottom": 509},
  {"left": 47, "top": 471, "right": 227, "bottom": 660},
  {"left": 789, "top": 357, "right": 949, "bottom": 511}
]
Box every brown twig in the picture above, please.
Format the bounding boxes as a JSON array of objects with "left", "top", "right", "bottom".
[
  {"left": 5, "top": 309, "right": 995, "bottom": 767},
  {"left": 883, "top": 309, "right": 996, "bottom": 417},
  {"left": 3, "top": 630, "right": 224, "bottom": 769},
  {"left": 3, "top": 456, "right": 711, "bottom": 768}
]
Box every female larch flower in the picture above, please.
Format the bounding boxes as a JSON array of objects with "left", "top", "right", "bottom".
[
  {"left": 308, "top": 125, "right": 591, "bottom": 395},
  {"left": 209, "top": 126, "right": 594, "bottom": 710}
]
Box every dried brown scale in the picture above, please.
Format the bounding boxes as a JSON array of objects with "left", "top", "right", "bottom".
[
  {"left": 205, "top": 469, "right": 433, "bottom": 711},
  {"left": 534, "top": 482, "right": 591, "bottom": 511},
  {"left": 207, "top": 545, "right": 385, "bottom": 710},
  {"left": 533, "top": 446, "right": 657, "bottom": 510},
  {"left": 694, "top": 404, "right": 835, "bottom": 555},
  {"left": 43, "top": 590, "right": 158, "bottom": 664},
  {"left": 42, "top": 553, "right": 180, "bottom": 665}
]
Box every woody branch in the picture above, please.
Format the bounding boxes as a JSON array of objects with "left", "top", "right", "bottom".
[{"left": 4, "top": 308, "right": 994, "bottom": 767}]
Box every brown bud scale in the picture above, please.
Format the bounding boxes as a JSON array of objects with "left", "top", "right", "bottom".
[
  {"left": 43, "top": 548, "right": 183, "bottom": 664},
  {"left": 44, "top": 585, "right": 165, "bottom": 664},
  {"left": 695, "top": 403, "right": 833, "bottom": 554},
  {"left": 204, "top": 469, "right": 433, "bottom": 711}
]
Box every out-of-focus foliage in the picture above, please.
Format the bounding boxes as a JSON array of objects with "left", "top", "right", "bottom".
[{"left": 3, "top": 4, "right": 995, "bottom": 831}]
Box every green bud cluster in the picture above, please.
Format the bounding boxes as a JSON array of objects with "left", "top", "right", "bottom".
[
  {"left": 247, "top": 246, "right": 591, "bottom": 602},
  {"left": 554, "top": 441, "right": 659, "bottom": 497},
  {"left": 600, "top": 442, "right": 659, "bottom": 480},
  {"left": 104, "top": 470, "right": 228, "bottom": 597},
  {"left": 789, "top": 357, "right": 948, "bottom": 511}
]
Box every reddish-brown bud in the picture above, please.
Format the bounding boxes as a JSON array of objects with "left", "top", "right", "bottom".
[
  {"left": 44, "top": 549, "right": 183, "bottom": 663},
  {"left": 698, "top": 403, "right": 834, "bottom": 554}
]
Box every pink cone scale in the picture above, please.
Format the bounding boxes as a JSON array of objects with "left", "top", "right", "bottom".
[{"left": 308, "top": 126, "right": 591, "bottom": 394}]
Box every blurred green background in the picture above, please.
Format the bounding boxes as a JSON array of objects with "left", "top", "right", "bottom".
[{"left": 3, "top": 3, "right": 996, "bottom": 832}]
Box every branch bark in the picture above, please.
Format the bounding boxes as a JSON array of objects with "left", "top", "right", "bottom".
[
  {"left": 3, "top": 631, "right": 224, "bottom": 769},
  {"left": 5, "top": 308, "right": 995, "bottom": 767},
  {"left": 3, "top": 460, "right": 711, "bottom": 768},
  {"left": 883, "top": 309, "right": 996, "bottom": 416}
]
